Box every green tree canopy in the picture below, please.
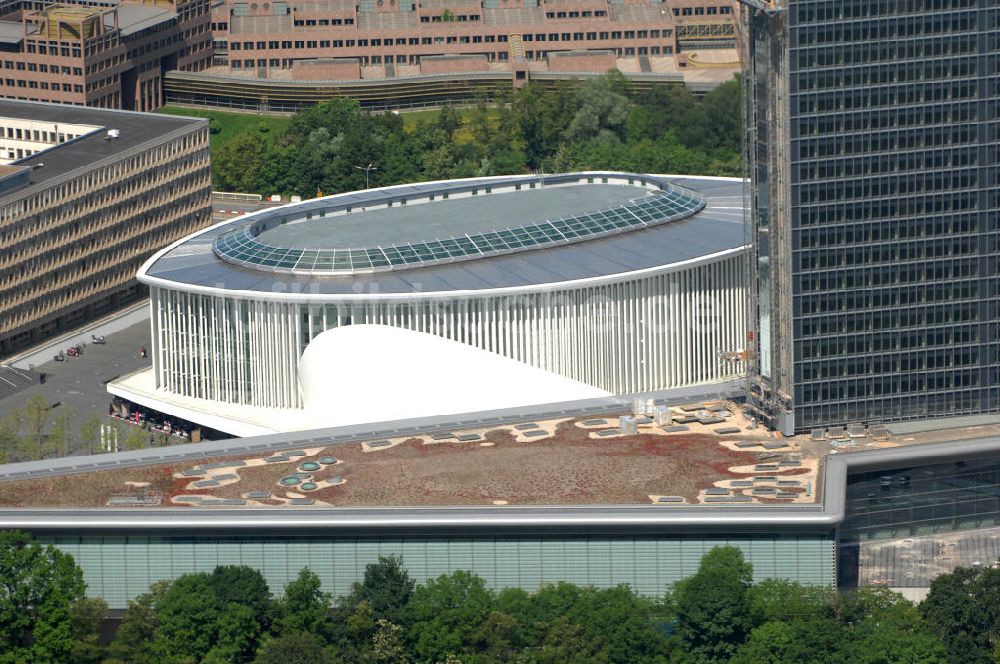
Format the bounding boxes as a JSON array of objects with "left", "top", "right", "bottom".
[
  {"left": 342, "top": 555, "right": 415, "bottom": 626},
  {"left": 0, "top": 530, "right": 86, "bottom": 664},
  {"left": 921, "top": 565, "right": 1000, "bottom": 664},
  {"left": 204, "top": 73, "right": 742, "bottom": 199},
  {"left": 407, "top": 570, "right": 496, "bottom": 662},
  {"left": 252, "top": 631, "right": 335, "bottom": 664},
  {"left": 106, "top": 579, "right": 171, "bottom": 664},
  {"left": 69, "top": 597, "right": 109, "bottom": 664},
  {"left": 276, "top": 568, "right": 333, "bottom": 642},
  {"left": 673, "top": 545, "right": 754, "bottom": 663}
]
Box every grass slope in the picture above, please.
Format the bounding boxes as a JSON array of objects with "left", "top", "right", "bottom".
[{"left": 157, "top": 105, "right": 293, "bottom": 152}]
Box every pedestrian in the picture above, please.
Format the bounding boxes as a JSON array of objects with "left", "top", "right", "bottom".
[{"left": 139, "top": 346, "right": 147, "bottom": 359}]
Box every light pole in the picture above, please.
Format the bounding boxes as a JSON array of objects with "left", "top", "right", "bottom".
[{"left": 354, "top": 163, "right": 377, "bottom": 189}]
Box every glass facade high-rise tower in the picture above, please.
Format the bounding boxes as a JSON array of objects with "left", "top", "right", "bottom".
[{"left": 744, "top": 0, "right": 1000, "bottom": 434}]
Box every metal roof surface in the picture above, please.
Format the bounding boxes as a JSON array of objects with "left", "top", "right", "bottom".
[
  {"left": 0, "top": 100, "right": 204, "bottom": 204},
  {"left": 142, "top": 175, "right": 745, "bottom": 297}
]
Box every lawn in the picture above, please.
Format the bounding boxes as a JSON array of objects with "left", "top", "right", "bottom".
[{"left": 156, "top": 105, "right": 292, "bottom": 152}]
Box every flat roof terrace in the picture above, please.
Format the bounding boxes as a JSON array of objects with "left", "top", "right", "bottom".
[
  {"left": 257, "top": 183, "right": 647, "bottom": 250},
  {"left": 0, "top": 403, "right": 817, "bottom": 509},
  {"left": 0, "top": 100, "right": 205, "bottom": 203}
]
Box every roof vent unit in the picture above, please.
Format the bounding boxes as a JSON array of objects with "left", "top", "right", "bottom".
[{"left": 653, "top": 405, "right": 670, "bottom": 426}]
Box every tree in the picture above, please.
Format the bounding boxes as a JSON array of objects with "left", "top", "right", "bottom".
[
  {"left": 342, "top": 555, "right": 415, "bottom": 626},
  {"left": 681, "top": 77, "right": 741, "bottom": 152},
  {"left": 21, "top": 395, "right": 50, "bottom": 460},
  {"left": 673, "top": 546, "right": 754, "bottom": 663},
  {"left": 210, "top": 565, "right": 274, "bottom": 626},
  {"left": 846, "top": 587, "right": 946, "bottom": 663},
  {"left": 106, "top": 580, "right": 170, "bottom": 664},
  {"left": 513, "top": 80, "right": 576, "bottom": 169},
  {"left": 44, "top": 406, "right": 76, "bottom": 456},
  {"left": 749, "top": 578, "right": 834, "bottom": 625},
  {"left": 253, "top": 631, "right": 335, "bottom": 664},
  {"left": 407, "top": 570, "right": 495, "bottom": 662},
  {"left": 731, "top": 619, "right": 853, "bottom": 664},
  {"left": 124, "top": 424, "right": 148, "bottom": 451},
  {"left": 0, "top": 406, "right": 18, "bottom": 463},
  {"left": 515, "top": 582, "right": 669, "bottom": 663},
  {"left": 277, "top": 568, "right": 333, "bottom": 641},
  {"left": 78, "top": 414, "right": 102, "bottom": 456},
  {"left": 0, "top": 530, "right": 86, "bottom": 664},
  {"left": 563, "top": 71, "right": 633, "bottom": 144},
  {"left": 213, "top": 133, "right": 271, "bottom": 193},
  {"left": 151, "top": 573, "right": 224, "bottom": 663},
  {"left": 69, "top": 597, "right": 108, "bottom": 664},
  {"left": 203, "top": 603, "right": 266, "bottom": 664},
  {"left": 921, "top": 566, "right": 996, "bottom": 664},
  {"left": 371, "top": 618, "right": 409, "bottom": 663}
]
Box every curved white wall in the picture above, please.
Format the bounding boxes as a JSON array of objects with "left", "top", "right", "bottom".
[
  {"left": 298, "top": 324, "right": 609, "bottom": 425},
  {"left": 149, "top": 250, "right": 745, "bottom": 409}
]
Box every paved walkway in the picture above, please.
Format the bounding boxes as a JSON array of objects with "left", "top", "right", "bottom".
[{"left": 0, "top": 319, "right": 152, "bottom": 455}]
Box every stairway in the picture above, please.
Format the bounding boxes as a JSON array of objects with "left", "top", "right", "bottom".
[
  {"left": 0, "top": 365, "right": 39, "bottom": 401},
  {"left": 508, "top": 33, "right": 526, "bottom": 63}
]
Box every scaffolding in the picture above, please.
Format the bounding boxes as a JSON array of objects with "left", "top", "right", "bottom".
[{"left": 740, "top": 0, "right": 794, "bottom": 435}]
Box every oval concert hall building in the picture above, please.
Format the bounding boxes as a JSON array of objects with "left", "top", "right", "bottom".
[{"left": 116, "top": 172, "right": 746, "bottom": 435}]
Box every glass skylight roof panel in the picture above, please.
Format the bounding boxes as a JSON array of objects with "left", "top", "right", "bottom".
[
  {"left": 453, "top": 237, "right": 479, "bottom": 254},
  {"left": 332, "top": 253, "right": 352, "bottom": 270},
  {"left": 575, "top": 218, "right": 604, "bottom": 233},
  {"left": 557, "top": 228, "right": 582, "bottom": 238},
  {"left": 535, "top": 221, "right": 564, "bottom": 238},
  {"left": 382, "top": 248, "right": 408, "bottom": 265},
  {"left": 396, "top": 246, "right": 420, "bottom": 260},
  {"left": 365, "top": 248, "right": 390, "bottom": 265},
  {"left": 424, "top": 240, "right": 451, "bottom": 257},
  {"left": 496, "top": 231, "right": 525, "bottom": 247},
  {"left": 475, "top": 232, "right": 509, "bottom": 250}
]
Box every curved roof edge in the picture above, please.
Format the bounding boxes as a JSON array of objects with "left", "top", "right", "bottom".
[
  {"left": 137, "top": 172, "right": 746, "bottom": 301},
  {"left": 140, "top": 246, "right": 744, "bottom": 304}
]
